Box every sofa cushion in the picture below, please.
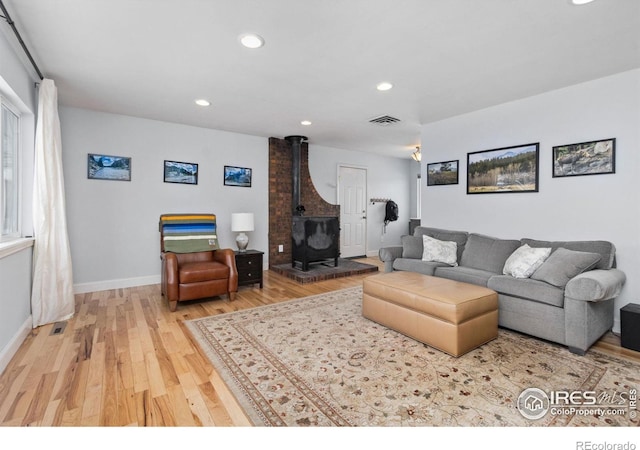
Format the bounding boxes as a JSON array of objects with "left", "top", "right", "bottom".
[
  {"left": 401, "top": 235, "right": 423, "bottom": 259},
  {"left": 530, "top": 248, "right": 601, "bottom": 288},
  {"left": 521, "top": 238, "right": 615, "bottom": 270},
  {"left": 434, "top": 266, "right": 495, "bottom": 287},
  {"left": 393, "top": 258, "right": 448, "bottom": 276},
  {"left": 413, "top": 227, "right": 468, "bottom": 262},
  {"left": 422, "top": 235, "right": 458, "bottom": 266},
  {"left": 460, "top": 233, "right": 521, "bottom": 274},
  {"left": 179, "top": 261, "right": 230, "bottom": 283},
  {"left": 503, "top": 244, "right": 552, "bottom": 279},
  {"left": 488, "top": 275, "right": 565, "bottom": 308}
]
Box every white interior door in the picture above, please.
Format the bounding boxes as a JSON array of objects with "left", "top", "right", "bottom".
[{"left": 338, "top": 165, "right": 367, "bottom": 258}]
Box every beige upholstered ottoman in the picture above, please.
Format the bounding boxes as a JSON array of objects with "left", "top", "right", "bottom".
[{"left": 362, "top": 272, "right": 498, "bottom": 357}]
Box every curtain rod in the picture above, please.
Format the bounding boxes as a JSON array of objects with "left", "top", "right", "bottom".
[{"left": 0, "top": 0, "right": 44, "bottom": 80}]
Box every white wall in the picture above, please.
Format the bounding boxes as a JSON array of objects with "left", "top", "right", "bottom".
[
  {"left": 421, "top": 69, "right": 640, "bottom": 332},
  {"left": 0, "top": 248, "right": 33, "bottom": 374},
  {"left": 60, "top": 111, "right": 414, "bottom": 289},
  {"left": 308, "top": 144, "right": 413, "bottom": 256},
  {"left": 0, "top": 29, "right": 38, "bottom": 373},
  {"left": 60, "top": 107, "right": 269, "bottom": 291}
]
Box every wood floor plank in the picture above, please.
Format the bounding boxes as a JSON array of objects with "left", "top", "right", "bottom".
[
  {"left": 21, "top": 371, "right": 57, "bottom": 426},
  {"left": 41, "top": 398, "right": 63, "bottom": 426},
  {"left": 175, "top": 371, "right": 215, "bottom": 426},
  {"left": 147, "top": 328, "right": 180, "bottom": 388},
  {"left": 117, "top": 348, "right": 135, "bottom": 392},
  {"left": 80, "top": 338, "right": 105, "bottom": 421},
  {"left": 197, "top": 380, "right": 236, "bottom": 426},
  {"left": 132, "top": 359, "right": 150, "bottom": 394},
  {"left": 134, "top": 389, "right": 151, "bottom": 426},
  {"left": 0, "top": 364, "right": 26, "bottom": 422},
  {"left": 59, "top": 405, "right": 81, "bottom": 426},
  {"left": 61, "top": 358, "right": 90, "bottom": 412},
  {"left": 144, "top": 350, "right": 168, "bottom": 398},
  {"left": 100, "top": 331, "right": 118, "bottom": 426},
  {"left": 1, "top": 257, "right": 637, "bottom": 427},
  {"left": 150, "top": 394, "right": 176, "bottom": 426},
  {"left": 126, "top": 322, "right": 145, "bottom": 364},
  {"left": 117, "top": 387, "right": 137, "bottom": 426},
  {"left": 167, "top": 384, "right": 197, "bottom": 426}
]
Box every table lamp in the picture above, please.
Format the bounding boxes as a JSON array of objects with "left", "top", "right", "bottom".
[{"left": 231, "top": 213, "right": 254, "bottom": 252}]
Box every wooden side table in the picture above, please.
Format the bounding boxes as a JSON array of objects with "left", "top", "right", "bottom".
[{"left": 234, "top": 249, "right": 264, "bottom": 288}]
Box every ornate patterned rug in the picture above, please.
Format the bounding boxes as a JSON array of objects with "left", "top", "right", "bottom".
[{"left": 185, "top": 286, "right": 640, "bottom": 426}]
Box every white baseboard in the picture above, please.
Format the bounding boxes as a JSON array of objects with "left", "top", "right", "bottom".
[
  {"left": 366, "top": 250, "right": 379, "bottom": 258},
  {"left": 0, "top": 315, "right": 32, "bottom": 377},
  {"left": 74, "top": 275, "right": 161, "bottom": 294},
  {"left": 612, "top": 318, "right": 621, "bottom": 335}
]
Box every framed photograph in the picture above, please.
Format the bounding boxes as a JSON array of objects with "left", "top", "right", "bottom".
[
  {"left": 88, "top": 153, "right": 131, "bottom": 181},
  {"left": 164, "top": 160, "right": 198, "bottom": 185},
  {"left": 427, "top": 160, "right": 459, "bottom": 186},
  {"left": 467, "top": 143, "right": 539, "bottom": 194},
  {"left": 552, "top": 138, "right": 615, "bottom": 178},
  {"left": 224, "top": 165, "right": 252, "bottom": 187}
]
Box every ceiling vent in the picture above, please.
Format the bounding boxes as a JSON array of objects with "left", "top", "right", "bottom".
[{"left": 368, "top": 115, "right": 401, "bottom": 125}]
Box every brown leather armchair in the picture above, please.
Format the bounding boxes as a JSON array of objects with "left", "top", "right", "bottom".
[{"left": 160, "top": 214, "right": 238, "bottom": 311}]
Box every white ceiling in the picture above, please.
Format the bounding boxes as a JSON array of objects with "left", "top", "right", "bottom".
[{"left": 2, "top": 0, "right": 639, "bottom": 158}]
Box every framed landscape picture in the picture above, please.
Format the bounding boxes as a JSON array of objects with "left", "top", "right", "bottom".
[
  {"left": 224, "top": 165, "right": 252, "bottom": 187},
  {"left": 87, "top": 153, "right": 131, "bottom": 181},
  {"left": 164, "top": 160, "right": 198, "bottom": 185},
  {"left": 552, "top": 138, "right": 615, "bottom": 178},
  {"left": 427, "top": 160, "right": 459, "bottom": 186},
  {"left": 467, "top": 143, "right": 539, "bottom": 194}
]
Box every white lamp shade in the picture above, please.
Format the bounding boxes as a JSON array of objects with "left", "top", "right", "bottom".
[{"left": 231, "top": 213, "right": 254, "bottom": 232}]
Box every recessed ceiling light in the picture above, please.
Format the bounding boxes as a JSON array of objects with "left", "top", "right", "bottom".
[
  {"left": 239, "top": 33, "right": 265, "bottom": 49},
  {"left": 572, "top": 0, "right": 595, "bottom": 4},
  {"left": 301, "top": 120, "right": 312, "bottom": 126},
  {"left": 195, "top": 99, "right": 210, "bottom": 106},
  {"left": 376, "top": 81, "right": 393, "bottom": 91}
]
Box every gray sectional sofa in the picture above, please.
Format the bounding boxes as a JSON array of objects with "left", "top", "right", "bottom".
[{"left": 378, "top": 226, "right": 627, "bottom": 355}]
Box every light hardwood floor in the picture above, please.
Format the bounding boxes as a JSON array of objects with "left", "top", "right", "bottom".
[{"left": 0, "top": 257, "right": 637, "bottom": 427}]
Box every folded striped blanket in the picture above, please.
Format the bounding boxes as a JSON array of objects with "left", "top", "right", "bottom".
[{"left": 160, "top": 214, "right": 220, "bottom": 253}]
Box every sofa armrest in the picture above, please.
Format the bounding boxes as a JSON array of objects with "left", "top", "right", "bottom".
[
  {"left": 565, "top": 269, "right": 626, "bottom": 302},
  {"left": 378, "top": 246, "right": 403, "bottom": 273},
  {"left": 213, "top": 248, "right": 239, "bottom": 293},
  {"left": 161, "top": 252, "right": 179, "bottom": 301}
]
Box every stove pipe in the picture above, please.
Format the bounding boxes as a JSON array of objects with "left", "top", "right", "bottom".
[{"left": 285, "top": 135, "right": 308, "bottom": 216}]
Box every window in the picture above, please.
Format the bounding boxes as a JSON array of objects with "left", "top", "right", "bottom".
[{"left": 1, "top": 97, "right": 20, "bottom": 240}]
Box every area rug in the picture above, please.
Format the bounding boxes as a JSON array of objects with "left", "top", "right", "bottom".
[{"left": 185, "top": 286, "right": 640, "bottom": 427}]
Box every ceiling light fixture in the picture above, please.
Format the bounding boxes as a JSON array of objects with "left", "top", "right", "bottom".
[
  {"left": 301, "top": 120, "right": 312, "bottom": 126},
  {"left": 411, "top": 146, "right": 421, "bottom": 162},
  {"left": 572, "top": 0, "right": 595, "bottom": 4},
  {"left": 195, "top": 99, "right": 210, "bottom": 106},
  {"left": 239, "top": 33, "right": 265, "bottom": 49},
  {"left": 376, "top": 81, "right": 393, "bottom": 91}
]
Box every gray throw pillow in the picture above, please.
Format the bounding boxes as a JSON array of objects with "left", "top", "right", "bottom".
[
  {"left": 530, "top": 247, "right": 601, "bottom": 288},
  {"left": 401, "top": 235, "right": 423, "bottom": 259}
]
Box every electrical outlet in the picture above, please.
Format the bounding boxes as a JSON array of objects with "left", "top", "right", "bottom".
[{"left": 278, "top": 244, "right": 284, "bottom": 252}]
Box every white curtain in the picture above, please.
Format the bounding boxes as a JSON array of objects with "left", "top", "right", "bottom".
[{"left": 31, "top": 78, "right": 74, "bottom": 328}]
